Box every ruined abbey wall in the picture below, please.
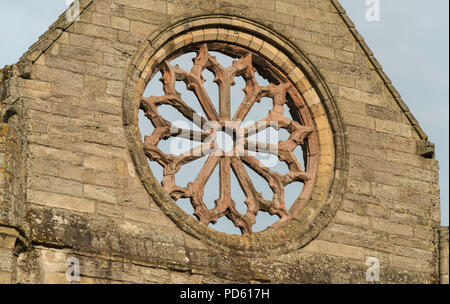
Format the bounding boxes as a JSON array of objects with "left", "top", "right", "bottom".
[{"left": 0, "top": 0, "right": 448, "bottom": 284}]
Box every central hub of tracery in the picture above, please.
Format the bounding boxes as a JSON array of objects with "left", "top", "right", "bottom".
[{"left": 215, "top": 127, "right": 237, "bottom": 153}]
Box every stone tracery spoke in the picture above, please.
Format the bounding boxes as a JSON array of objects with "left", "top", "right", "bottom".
[
  {"left": 213, "top": 157, "right": 237, "bottom": 224},
  {"left": 146, "top": 141, "right": 216, "bottom": 200},
  {"left": 242, "top": 140, "right": 311, "bottom": 184},
  {"left": 185, "top": 154, "right": 221, "bottom": 223},
  {"left": 141, "top": 95, "right": 208, "bottom": 129},
  {"left": 230, "top": 158, "right": 274, "bottom": 231},
  {"left": 244, "top": 139, "right": 279, "bottom": 156},
  {"left": 243, "top": 120, "right": 274, "bottom": 138},
  {"left": 170, "top": 65, "right": 219, "bottom": 122},
  {"left": 240, "top": 153, "right": 289, "bottom": 219}
]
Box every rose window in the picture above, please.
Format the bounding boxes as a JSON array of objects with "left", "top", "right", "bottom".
[{"left": 139, "top": 43, "right": 318, "bottom": 235}]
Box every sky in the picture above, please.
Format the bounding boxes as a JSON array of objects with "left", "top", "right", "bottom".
[{"left": 0, "top": 0, "right": 447, "bottom": 230}]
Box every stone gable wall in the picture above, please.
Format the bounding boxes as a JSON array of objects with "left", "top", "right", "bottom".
[
  {"left": 440, "top": 227, "right": 449, "bottom": 284},
  {"left": 0, "top": 0, "right": 446, "bottom": 283}
]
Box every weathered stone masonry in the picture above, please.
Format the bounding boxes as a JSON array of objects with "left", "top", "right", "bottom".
[{"left": 0, "top": 0, "right": 448, "bottom": 283}]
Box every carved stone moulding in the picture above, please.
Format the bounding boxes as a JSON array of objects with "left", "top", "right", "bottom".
[{"left": 123, "top": 15, "right": 348, "bottom": 257}]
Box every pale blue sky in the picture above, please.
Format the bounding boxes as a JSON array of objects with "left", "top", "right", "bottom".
[{"left": 0, "top": 1, "right": 447, "bottom": 228}]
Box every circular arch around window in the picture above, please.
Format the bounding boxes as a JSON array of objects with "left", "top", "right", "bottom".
[{"left": 123, "top": 15, "right": 348, "bottom": 257}]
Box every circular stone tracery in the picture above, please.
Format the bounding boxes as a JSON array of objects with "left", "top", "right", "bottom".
[{"left": 140, "top": 43, "right": 318, "bottom": 235}]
